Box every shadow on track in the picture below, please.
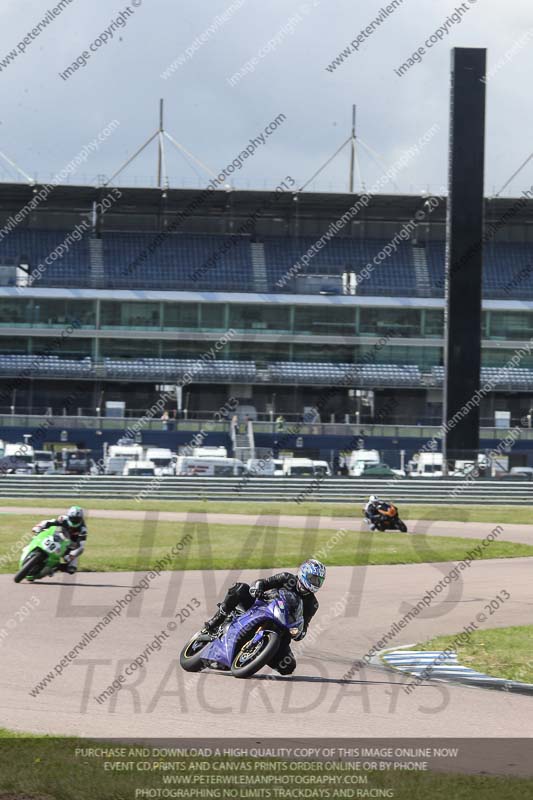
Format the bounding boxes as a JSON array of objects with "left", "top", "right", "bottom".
[
  {"left": 211, "top": 672, "right": 411, "bottom": 686},
  {"left": 27, "top": 580, "right": 136, "bottom": 588}
]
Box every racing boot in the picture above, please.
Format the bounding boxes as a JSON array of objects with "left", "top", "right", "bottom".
[
  {"left": 202, "top": 604, "right": 228, "bottom": 634},
  {"left": 56, "top": 563, "right": 77, "bottom": 575}
]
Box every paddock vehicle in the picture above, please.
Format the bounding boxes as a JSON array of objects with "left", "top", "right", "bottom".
[
  {"left": 34, "top": 450, "right": 56, "bottom": 475},
  {"left": 360, "top": 462, "right": 396, "bottom": 478},
  {"left": 63, "top": 449, "right": 91, "bottom": 475},
  {"left": 180, "top": 589, "right": 304, "bottom": 679},
  {"left": 246, "top": 458, "right": 276, "bottom": 477},
  {"left": 342, "top": 449, "right": 380, "bottom": 477},
  {"left": 312, "top": 460, "right": 332, "bottom": 477},
  {"left": 409, "top": 452, "right": 443, "bottom": 477},
  {"left": 282, "top": 458, "right": 318, "bottom": 477},
  {"left": 104, "top": 444, "right": 143, "bottom": 475},
  {"left": 145, "top": 447, "right": 175, "bottom": 476},
  {"left": 3, "top": 443, "right": 35, "bottom": 474},
  {"left": 14, "top": 526, "right": 70, "bottom": 583},
  {"left": 191, "top": 446, "right": 228, "bottom": 458},
  {"left": 175, "top": 456, "right": 246, "bottom": 476},
  {"left": 373, "top": 502, "right": 408, "bottom": 533},
  {"left": 123, "top": 460, "right": 156, "bottom": 477}
]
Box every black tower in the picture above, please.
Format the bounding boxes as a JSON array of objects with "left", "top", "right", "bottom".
[{"left": 443, "top": 47, "right": 487, "bottom": 467}]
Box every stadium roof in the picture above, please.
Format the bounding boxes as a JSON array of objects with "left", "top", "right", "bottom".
[{"left": 1, "top": 182, "right": 533, "bottom": 228}]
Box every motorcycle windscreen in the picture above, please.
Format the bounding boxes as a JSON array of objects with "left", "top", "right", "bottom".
[{"left": 274, "top": 589, "right": 304, "bottom": 627}]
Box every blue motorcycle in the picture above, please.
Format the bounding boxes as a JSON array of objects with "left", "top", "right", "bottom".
[{"left": 180, "top": 589, "right": 304, "bottom": 679}]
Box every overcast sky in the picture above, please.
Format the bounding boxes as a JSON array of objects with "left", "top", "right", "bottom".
[{"left": 0, "top": 0, "right": 530, "bottom": 196}]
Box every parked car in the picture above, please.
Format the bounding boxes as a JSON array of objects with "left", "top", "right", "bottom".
[
  {"left": 360, "top": 462, "right": 396, "bottom": 478},
  {"left": 34, "top": 450, "right": 56, "bottom": 475},
  {"left": 509, "top": 467, "right": 533, "bottom": 479},
  {"left": 500, "top": 469, "right": 533, "bottom": 481}
]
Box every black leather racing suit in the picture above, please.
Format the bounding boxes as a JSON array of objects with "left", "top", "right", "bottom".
[{"left": 219, "top": 572, "right": 319, "bottom": 675}]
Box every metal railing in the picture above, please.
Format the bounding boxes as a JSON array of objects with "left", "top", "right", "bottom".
[
  {"left": 0, "top": 475, "right": 531, "bottom": 504},
  {"left": 1, "top": 412, "right": 533, "bottom": 441}
]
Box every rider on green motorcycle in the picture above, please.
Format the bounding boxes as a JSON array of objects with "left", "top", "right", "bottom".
[{"left": 31, "top": 506, "right": 87, "bottom": 574}]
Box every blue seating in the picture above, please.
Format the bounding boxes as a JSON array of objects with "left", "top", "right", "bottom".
[
  {"left": 267, "top": 361, "right": 421, "bottom": 386},
  {"left": 4, "top": 227, "right": 533, "bottom": 298},
  {"left": 264, "top": 236, "right": 418, "bottom": 295},
  {"left": 1, "top": 353, "right": 533, "bottom": 388},
  {"left": 103, "top": 232, "right": 254, "bottom": 290},
  {"left": 0, "top": 229, "right": 91, "bottom": 287}
]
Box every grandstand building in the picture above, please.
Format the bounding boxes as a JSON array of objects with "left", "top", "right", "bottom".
[{"left": 1, "top": 182, "right": 533, "bottom": 464}]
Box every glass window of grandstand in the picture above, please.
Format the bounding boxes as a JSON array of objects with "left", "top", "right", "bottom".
[
  {"left": 228, "top": 341, "right": 289, "bottom": 366},
  {"left": 199, "top": 304, "right": 225, "bottom": 330},
  {"left": 100, "top": 301, "right": 160, "bottom": 329},
  {"left": 32, "top": 338, "right": 92, "bottom": 358},
  {"left": 163, "top": 303, "right": 199, "bottom": 330},
  {"left": 32, "top": 299, "right": 95, "bottom": 328},
  {"left": 359, "top": 308, "right": 421, "bottom": 337},
  {"left": 0, "top": 337, "right": 28, "bottom": 353},
  {"left": 100, "top": 339, "right": 157, "bottom": 359},
  {"left": 161, "top": 341, "right": 210, "bottom": 359},
  {"left": 423, "top": 309, "right": 444, "bottom": 337},
  {"left": 294, "top": 306, "right": 355, "bottom": 335},
  {"left": 292, "top": 343, "right": 355, "bottom": 363},
  {"left": 484, "top": 348, "right": 533, "bottom": 368},
  {"left": 228, "top": 304, "right": 290, "bottom": 333},
  {"left": 0, "top": 298, "right": 30, "bottom": 326},
  {"left": 355, "top": 345, "right": 442, "bottom": 368},
  {"left": 488, "top": 311, "right": 533, "bottom": 340}
]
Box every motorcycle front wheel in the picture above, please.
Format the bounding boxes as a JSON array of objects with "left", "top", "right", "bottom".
[
  {"left": 14, "top": 551, "right": 46, "bottom": 583},
  {"left": 179, "top": 633, "right": 212, "bottom": 672},
  {"left": 231, "top": 626, "right": 281, "bottom": 679},
  {"left": 396, "top": 519, "right": 408, "bottom": 533}
]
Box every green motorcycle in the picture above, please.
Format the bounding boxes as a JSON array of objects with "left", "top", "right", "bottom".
[{"left": 14, "top": 526, "right": 70, "bottom": 583}]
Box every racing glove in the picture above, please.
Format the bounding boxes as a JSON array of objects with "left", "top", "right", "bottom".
[{"left": 249, "top": 580, "right": 266, "bottom": 598}]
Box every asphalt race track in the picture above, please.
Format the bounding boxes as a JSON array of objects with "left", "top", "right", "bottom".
[{"left": 2, "top": 535, "right": 533, "bottom": 756}]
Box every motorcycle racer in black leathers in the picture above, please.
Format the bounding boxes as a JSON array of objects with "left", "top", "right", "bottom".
[{"left": 202, "top": 559, "right": 326, "bottom": 675}]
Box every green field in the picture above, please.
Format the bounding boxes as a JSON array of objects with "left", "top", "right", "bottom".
[
  {"left": 1, "top": 497, "right": 533, "bottom": 524},
  {"left": 412, "top": 625, "right": 533, "bottom": 684},
  {"left": 2, "top": 514, "right": 533, "bottom": 574},
  {"left": 1, "top": 732, "right": 533, "bottom": 800}
]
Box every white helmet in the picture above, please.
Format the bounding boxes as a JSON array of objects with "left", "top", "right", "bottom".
[{"left": 369, "top": 495, "right": 378, "bottom": 504}]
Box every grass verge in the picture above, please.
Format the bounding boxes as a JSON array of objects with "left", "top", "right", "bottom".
[
  {"left": 0, "top": 498, "right": 533, "bottom": 524},
  {"left": 412, "top": 625, "right": 533, "bottom": 684},
  {"left": 2, "top": 514, "right": 533, "bottom": 574},
  {"left": 1, "top": 733, "right": 533, "bottom": 799}
]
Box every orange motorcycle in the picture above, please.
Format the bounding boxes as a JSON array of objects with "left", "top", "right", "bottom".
[{"left": 374, "top": 502, "right": 408, "bottom": 533}]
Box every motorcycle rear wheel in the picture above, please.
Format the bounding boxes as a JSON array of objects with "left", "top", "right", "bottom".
[
  {"left": 231, "top": 627, "right": 281, "bottom": 679},
  {"left": 14, "top": 551, "right": 46, "bottom": 583}
]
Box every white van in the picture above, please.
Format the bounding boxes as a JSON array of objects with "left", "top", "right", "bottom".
[
  {"left": 246, "top": 458, "right": 275, "bottom": 477},
  {"left": 145, "top": 447, "right": 175, "bottom": 476},
  {"left": 105, "top": 444, "right": 143, "bottom": 475},
  {"left": 123, "top": 460, "right": 156, "bottom": 477},
  {"left": 34, "top": 450, "right": 56, "bottom": 475},
  {"left": 175, "top": 456, "right": 246, "bottom": 476},
  {"left": 312, "top": 460, "right": 332, "bottom": 477},
  {"left": 272, "top": 458, "right": 285, "bottom": 477},
  {"left": 409, "top": 452, "right": 443, "bottom": 477},
  {"left": 191, "top": 446, "right": 228, "bottom": 458},
  {"left": 282, "top": 458, "right": 317, "bottom": 477},
  {"left": 343, "top": 449, "right": 380, "bottom": 477},
  {"left": 4, "top": 442, "right": 35, "bottom": 474}
]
